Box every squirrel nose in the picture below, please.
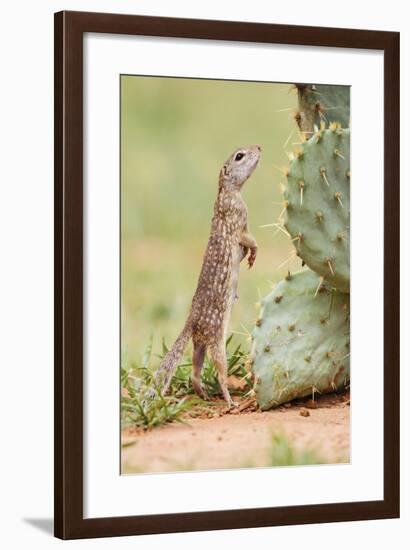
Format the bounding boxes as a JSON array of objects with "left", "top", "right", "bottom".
[{"left": 255, "top": 144, "right": 262, "bottom": 152}]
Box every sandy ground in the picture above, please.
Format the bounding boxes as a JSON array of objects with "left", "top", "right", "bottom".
[{"left": 121, "top": 392, "right": 350, "bottom": 474}]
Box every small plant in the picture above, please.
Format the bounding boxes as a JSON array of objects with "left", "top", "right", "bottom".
[
  {"left": 121, "top": 334, "right": 251, "bottom": 429},
  {"left": 121, "top": 369, "right": 198, "bottom": 430},
  {"left": 163, "top": 334, "right": 253, "bottom": 398},
  {"left": 269, "top": 433, "right": 326, "bottom": 466},
  {"left": 121, "top": 338, "right": 199, "bottom": 430}
]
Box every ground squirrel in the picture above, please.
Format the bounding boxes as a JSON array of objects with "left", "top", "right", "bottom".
[{"left": 153, "top": 145, "right": 261, "bottom": 407}]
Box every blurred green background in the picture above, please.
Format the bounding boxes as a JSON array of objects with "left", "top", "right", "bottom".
[{"left": 121, "top": 75, "right": 299, "bottom": 365}]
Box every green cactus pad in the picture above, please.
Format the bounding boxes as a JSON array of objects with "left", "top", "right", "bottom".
[
  {"left": 295, "top": 84, "right": 350, "bottom": 134},
  {"left": 251, "top": 270, "right": 350, "bottom": 410},
  {"left": 283, "top": 127, "right": 350, "bottom": 292}
]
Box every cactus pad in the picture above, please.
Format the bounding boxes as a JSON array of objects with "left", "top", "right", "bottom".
[
  {"left": 283, "top": 127, "right": 350, "bottom": 292},
  {"left": 251, "top": 270, "right": 350, "bottom": 410},
  {"left": 295, "top": 84, "right": 350, "bottom": 134}
]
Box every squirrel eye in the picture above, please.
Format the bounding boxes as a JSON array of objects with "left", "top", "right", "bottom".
[{"left": 234, "top": 152, "right": 244, "bottom": 161}]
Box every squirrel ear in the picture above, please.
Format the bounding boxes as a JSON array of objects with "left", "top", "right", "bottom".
[{"left": 223, "top": 164, "right": 230, "bottom": 177}]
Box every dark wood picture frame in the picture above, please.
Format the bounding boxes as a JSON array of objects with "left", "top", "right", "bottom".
[{"left": 54, "top": 10, "right": 400, "bottom": 540}]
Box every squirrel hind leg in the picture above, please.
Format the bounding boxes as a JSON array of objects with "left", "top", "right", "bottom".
[
  {"left": 208, "top": 343, "right": 236, "bottom": 408},
  {"left": 192, "top": 342, "right": 210, "bottom": 401}
]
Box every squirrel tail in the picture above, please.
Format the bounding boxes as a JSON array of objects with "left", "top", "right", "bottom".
[{"left": 154, "top": 321, "right": 193, "bottom": 395}]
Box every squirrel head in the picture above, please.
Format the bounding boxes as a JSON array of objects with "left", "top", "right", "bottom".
[{"left": 219, "top": 144, "right": 262, "bottom": 191}]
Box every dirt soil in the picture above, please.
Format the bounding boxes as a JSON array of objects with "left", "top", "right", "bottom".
[{"left": 121, "top": 392, "right": 350, "bottom": 474}]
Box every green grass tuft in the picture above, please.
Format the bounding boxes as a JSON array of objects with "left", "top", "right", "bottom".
[
  {"left": 121, "top": 334, "right": 252, "bottom": 429},
  {"left": 269, "top": 433, "right": 326, "bottom": 466}
]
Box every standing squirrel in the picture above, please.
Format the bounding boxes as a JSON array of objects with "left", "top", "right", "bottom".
[{"left": 153, "top": 144, "right": 261, "bottom": 407}]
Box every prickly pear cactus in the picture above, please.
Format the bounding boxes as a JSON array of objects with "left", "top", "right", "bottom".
[
  {"left": 283, "top": 126, "right": 350, "bottom": 292},
  {"left": 251, "top": 269, "right": 350, "bottom": 410},
  {"left": 295, "top": 84, "right": 350, "bottom": 134}
]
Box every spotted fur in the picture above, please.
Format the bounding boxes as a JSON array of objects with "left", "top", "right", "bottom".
[{"left": 154, "top": 145, "right": 261, "bottom": 406}]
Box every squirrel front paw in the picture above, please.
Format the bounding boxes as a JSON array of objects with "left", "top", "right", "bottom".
[
  {"left": 239, "top": 245, "right": 249, "bottom": 262},
  {"left": 248, "top": 247, "right": 257, "bottom": 269}
]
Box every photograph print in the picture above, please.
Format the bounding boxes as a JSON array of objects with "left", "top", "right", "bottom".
[{"left": 120, "top": 75, "right": 350, "bottom": 474}]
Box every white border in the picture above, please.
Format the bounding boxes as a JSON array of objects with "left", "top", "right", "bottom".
[{"left": 84, "top": 33, "right": 384, "bottom": 518}]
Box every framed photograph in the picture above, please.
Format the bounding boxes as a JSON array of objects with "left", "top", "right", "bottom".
[{"left": 54, "top": 10, "right": 400, "bottom": 539}]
